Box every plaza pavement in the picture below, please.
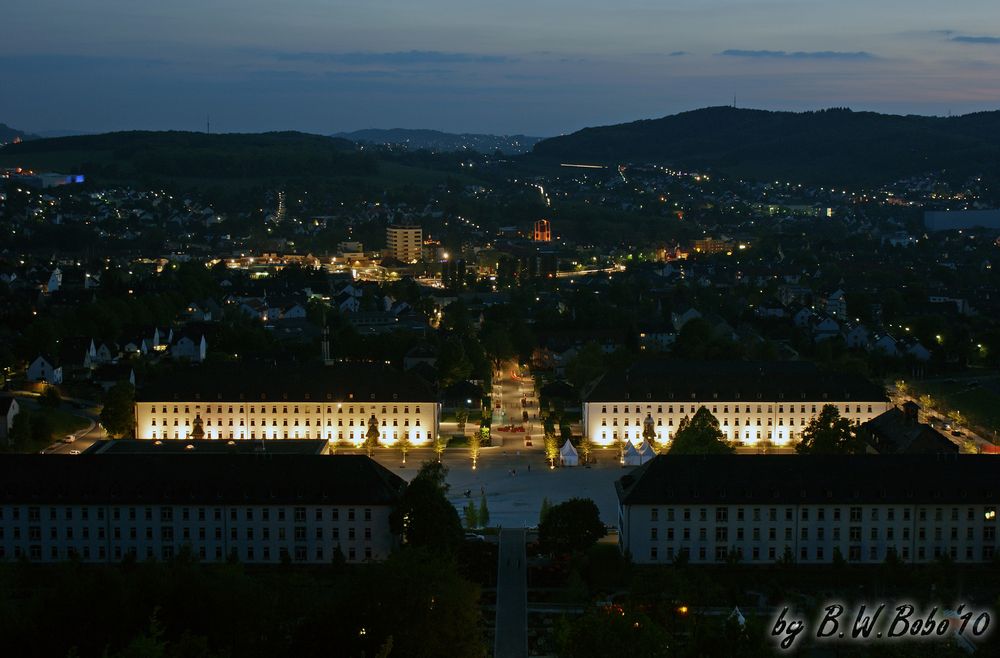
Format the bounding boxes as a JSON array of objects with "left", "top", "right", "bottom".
[{"left": 372, "top": 445, "right": 629, "bottom": 528}]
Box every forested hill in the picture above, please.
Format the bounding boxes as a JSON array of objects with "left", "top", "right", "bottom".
[
  {"left": 0, "top": 123, "right": 40, "bottom": 144},
  {"left": 0, "top": 130, "right": 373, "bottom": 179},
  {"left": 531, "top": 106, "right": 1000, "bottom": 185}
]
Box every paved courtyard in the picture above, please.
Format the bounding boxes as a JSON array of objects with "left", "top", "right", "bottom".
[{"left": 372, "top": 445, "right": 630, "bottom": 528}]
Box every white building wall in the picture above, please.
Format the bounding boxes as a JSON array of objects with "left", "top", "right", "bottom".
[
  {"left": 585, "top": 399, "right": 891, "bottom": 448},
  {"left": 136, "top": 399, "right": 441, "bottom": 447},
  {"left": 0, "top": 503, "right": 395, "bottom": 564},
  {"left": 621, "top": 502, "right": 1000, "bottom": 565}
]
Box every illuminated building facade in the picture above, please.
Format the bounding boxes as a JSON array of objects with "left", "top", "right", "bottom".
[
  {"left": 0, "top": 454, "right": 404, "bottom": 563},
  {"left": 135, "top": 364, "right": 440, "bottom": 447},
  {"left": 583, "top": 361, "right": 890, "bottom": 448},
  {"left": 618, "top": 455, "right": 1000, "bottom": 564},
  {"left": 533, "top": 219, "right": 552, "bottom": 242},
  {"left": 386, "top": 224, "right": 423, "bottom": 263}
]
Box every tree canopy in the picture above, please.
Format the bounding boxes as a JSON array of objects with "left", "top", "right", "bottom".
[
  {"left": 100, "top": 381, "right": 136, "bottom": 439},
  {"left": 538, "top": 498, "right": 605, "bottom": 555},
  {"left": 796, "top": 403, "right": 865, "bottom": 454},
  {"left": 667, "top": 407, "right": 734, "bottom": 455},
  {"left": 392, "top": 461, "right": 463, "bottom": 554}
]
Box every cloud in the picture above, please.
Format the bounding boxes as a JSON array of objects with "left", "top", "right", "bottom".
[
  {"left": 257, "top": 50, "right": 513, "bottom": 65},
  {"left": 668, "top": 51, "right": 688, "bottom": 57},
  {"left": 719, "top": 49, "right": 875, "bottom": 60},
  {"left": 951, "top": 35, "right": 1000, "bottom": 44}
]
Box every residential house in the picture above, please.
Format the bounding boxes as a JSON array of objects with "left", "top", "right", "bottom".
[{"left": 27, "top": 355, "right": 63, "bottom": 384}]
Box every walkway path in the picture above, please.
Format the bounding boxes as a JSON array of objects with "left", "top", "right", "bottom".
[{"left": 494, "top": 528, "right": 528, "bottom": 658}]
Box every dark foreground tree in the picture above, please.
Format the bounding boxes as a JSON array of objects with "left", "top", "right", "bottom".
[
  {"left": 101, "top": 381, "right": 136, "bottom": 438},
  {"left": 796, "top": 403, "right": 864, "bottom": 454},
  {"left": 391, "top": 460, "right": 463, "bottom": 553},
  {"left": 668, "top": 406, "right": 734, "bottom": 455},
  {"left": 557, "top": 607, "right": 669, "bottom": 658},
  {"left": 539, "top": 498, "right": 605, "bottom": 555}
]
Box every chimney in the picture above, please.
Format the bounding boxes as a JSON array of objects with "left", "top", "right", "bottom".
[{"left": 902, "top": 400, "right": 919, "bottom": 425}]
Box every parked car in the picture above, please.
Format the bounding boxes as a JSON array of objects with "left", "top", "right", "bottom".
[
  {"left": 69, "top": 449, "right": 81, "bottom": 455},
  {"left": 62, "top": 435, "right": 76, "bottom": 443}
]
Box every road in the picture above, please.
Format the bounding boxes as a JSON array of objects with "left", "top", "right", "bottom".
[
  {"left": 491, "top": 363, "right": 538, "bottom": 449},
  {"left": 9, "top": 390, "right": 107, "bottom": 455},
  {"left": 494, "top": 528, "right": 528, "bottom": 658},
  {"left": 44, "top": 415, "right": 105, "bottom": 454},
  {"left": 891, "top": 392, "right": 993, "bottom": 452}
]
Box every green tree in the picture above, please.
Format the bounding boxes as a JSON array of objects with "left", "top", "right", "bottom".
[
  {"left": 668, "top": 407, "right": 734, "bottom": 455},
  {"left": 480, "top": 324, "right": 516, "bottom": 371},
  {"left": 467, "top": 425, "right": 481, "bottom": 469},
  {"left": 100, "top": 381, "right": 136, "bottom": 438},
  {"left": 7, "top": 411, "right": 32, "bottom": 447},
  {"left": 40, "top": 385, "right": 61, "bottom": 409},
  {"left": 544, "top": 428, "right": 560, "bottom": 467},
  {"left": 538, "top": 498, "right": 605, "bottom": 555},
  {"left": 478, "top": 493, "right": 490, "bottom": 527},
  {"left": 364, "top": 414, "right": 380, "bottom": 457},
  {"left": 391, "top": 461, "right": 463, "bottom": 553},
  {"left": 463, "top": 500, "right": 479, "bottom": 529},
  {"left": 455, "top": 407, "right": 470, "bottom": 433},
  {"left": 578, "top": 435, "right": 593, "bottom": 465},
  {"left": 796, "top": 404, "right": 864, "bottom": 454},
  {"left": 557, "top": 607, "right": 669, "bottom": 658},
  {"left": 565, "top": 342, "right": 606, "bottom": 392},
  {"left": 436, "top": 337, "right": 473, "bottom": 387},
  {"left": 433, "top": 433, "right": 448, "bottom": 462},
  {"left": 30, "top": 413, "right": 55, "bottom": 444}
]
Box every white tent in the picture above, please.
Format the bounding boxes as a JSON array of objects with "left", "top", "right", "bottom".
[
  {"left": 638, "top": 440, "right": 657, "bottom": 464},
  {"left": 623, "top": 440, "right": 641, "bottom": 465},
  {"left": 559, "top": 439, "right": 579, "bottom": 466}
]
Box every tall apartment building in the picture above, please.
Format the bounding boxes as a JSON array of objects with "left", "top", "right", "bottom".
[
  {"left": 385, "top": 224, "right": 423, "bottom": 263},
  {"left": 618, "top": 454, "right": 1000, "bottom": 565},
  {"left": 134, "top": 363, "right": 440, "bottom": 447},
  {"left": 583, "top": 361, "right": 890, "bottom": 448},
  {"left": 0, "top": 454, "right": 405, "bottom": 564}
]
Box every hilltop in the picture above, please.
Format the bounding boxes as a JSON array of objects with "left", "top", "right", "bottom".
[
  {"left": 0, "top": 123, "right": 40, "bottom": 145},
  {"left": 531, "top": 106, "right": 1000, "bottom": 185},
  {"left": 0, "top": 130, "right": 369, "bottom": 179}
]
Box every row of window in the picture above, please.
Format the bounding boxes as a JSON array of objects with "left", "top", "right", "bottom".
[
  {"left": 151, "top": 418, "right": 423, "bottom": 427},
  {"left": 149, "top": 405, "right": 423, "bottom": 415},
  {"left": 4, "top": 506, "right": 374, "bottom": 523},
  {"left": 648, "top": 544, "right": 996, "bottom": 563},
  {"left": 650, "top": 525, "right": 996, "bottom": 543},
  {"left": 599, "top": 404, "right": 876, "bottom": 414},
  {"left": 3, "top": 525, "right": 375, "bottom": 542},
  {"left": 3, "top": 543, "right": 374, "bottom": 563},
  {"left": 648, "top": 506, "right": 999, "bottom": 523},
  {"left": 147, "top": 430, "right": 428, "bottom": 440},
  {"left": 602, "top": 416, "right": 866, "bottom": 427}
]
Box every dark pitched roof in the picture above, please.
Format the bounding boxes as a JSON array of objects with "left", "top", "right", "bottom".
[
  {"left": 0, "top": 454, "right": 406, "bottom": 505},
  {"left": 862, "top": 407, "right": 958, "bottom": 454},
  {"left": 586, "top": 361, "right": 887, "bottom": 403},
  {"left": 136, "top": 363, "right": 436, "bottom": 402},
  {"left": 616, "top": 454, "right": 1000, "bottom": 506}
]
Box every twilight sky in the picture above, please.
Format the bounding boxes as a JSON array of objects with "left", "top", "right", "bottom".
[{"left": 3, "top": 0, "right": 1000, "bottom": 136}]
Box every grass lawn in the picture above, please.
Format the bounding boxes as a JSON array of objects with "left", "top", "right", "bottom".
[
  {"left": 910, "top": 377, "right": 1000, "bottom": 439},
  {"left": 0, "top": 402, "right": 91, "bottom": 453}
]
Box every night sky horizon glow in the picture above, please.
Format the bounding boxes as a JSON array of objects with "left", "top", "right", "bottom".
[{"left": 3, "top": 0, "right": 1000, "bottom": 136}]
